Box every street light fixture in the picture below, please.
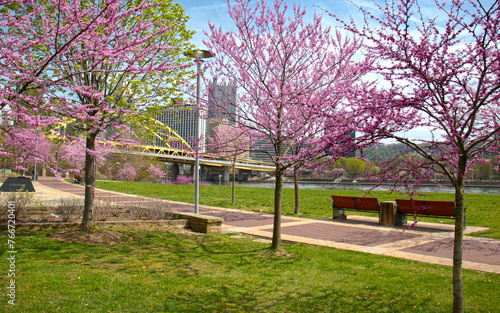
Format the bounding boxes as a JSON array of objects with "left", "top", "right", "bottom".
[{"left": 184, "top": 49, "right": 215, "bottom": 214}]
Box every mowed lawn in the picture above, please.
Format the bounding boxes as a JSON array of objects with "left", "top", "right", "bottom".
[
  {"left": 1, "top": 180, "right": 498, "bottom": 312},
  {"left": 97, "top": 181, "right": 500, "bottom": 239},
  {"left": 0, "top": 229, "right": 498, "bottom": 312}
]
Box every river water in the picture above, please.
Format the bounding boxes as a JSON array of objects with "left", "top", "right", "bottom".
[{"left": 221, "top": 181, "right": 500, "bottom": 195}]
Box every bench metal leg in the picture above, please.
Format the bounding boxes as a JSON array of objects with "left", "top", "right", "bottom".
[
  {"left": 332, "top": 207, "right": 346, "bottom": 220},
  {"left": 395, "top": 213, "right": 407, "bottom": 226},
  {"left": 332, "top": 207, "right": 340, "bottom": 219}
]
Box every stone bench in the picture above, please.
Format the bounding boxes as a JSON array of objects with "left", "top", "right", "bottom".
[{"left": 173, "top": 212, "right": 223, "bottom": 234}]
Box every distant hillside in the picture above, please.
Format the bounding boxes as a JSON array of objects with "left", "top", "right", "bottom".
[{"left": 360, "top": 143, "right": 415, "bottom": 163}]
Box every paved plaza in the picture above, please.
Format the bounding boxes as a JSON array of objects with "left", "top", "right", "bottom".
[{"left": 34, "top": 177, "right": 500, "bottom": 274}]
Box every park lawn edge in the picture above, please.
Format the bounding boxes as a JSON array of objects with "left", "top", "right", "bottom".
[{"left": 95, "top": 180, "right": 500, "bottom": 240}]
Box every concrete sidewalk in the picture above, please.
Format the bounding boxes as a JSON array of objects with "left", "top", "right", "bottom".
[{"left": 33, "top": 177, "right": 500, "bottom": 274}]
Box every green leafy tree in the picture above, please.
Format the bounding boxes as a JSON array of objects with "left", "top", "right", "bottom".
[
  {"left": 345, "top": 158, "right": 365, "bottom": 175},
  {"left": 1, "top": 0, "right": 194, "bottom": 231}
]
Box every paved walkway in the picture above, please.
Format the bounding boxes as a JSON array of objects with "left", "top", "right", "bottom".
[{"left": 34, "top": 177, "right": 500, "bottom": 274}]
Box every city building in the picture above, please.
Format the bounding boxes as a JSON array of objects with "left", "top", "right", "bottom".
[
  {"left": 155, "top": 104, "right": 206, "bottom": 152},
  {"left": 208, "top": 80, "right": 237, "bottom": 124},
  {"left": 153, "top": 81, "right": 238, "bottom": 155},
  {"left": 206, "top": 80, "right": 238, "bottom": 149},
  {"left": 250, "top": 137, "right": 276, "bottom": 162},
  {"left": 206, "top": 117, "right": 227, "bottom": 152}
]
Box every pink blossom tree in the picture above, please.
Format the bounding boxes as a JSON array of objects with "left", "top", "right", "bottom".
[
  {"left": 60, "top": 142, "right": 86, "bottom": 174},
  {"left": 146, "top": 163, "right": 164, "bottom": 183},
  {"left": 208, "top": 123, "right": 252, "bottom": 205},
  {"left": 332, "top": 0, "right": 500, "bottom": 311},
  {"left": 175, "top": 175, "right": 193, "bottom": 185},
  {"left": 287, "top": 138, "right": 344, "bottom": 214},
  {"left": 205, "top": 0, "right": 370, "bottom": 250},
  {"left": 3, "top": 128, "right": 54, "bottom": 174},
  {"left": 0, "top": 0, "right": 193, "bottom": 231},
  {"left": 59, "top": 138, "right": 114, "bottom": 178},
  {"left": 115, "top": 163, "right": 136, "bottom": 182}
]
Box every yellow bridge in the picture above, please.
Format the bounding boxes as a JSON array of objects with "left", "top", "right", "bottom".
[
  {"left": 51, "top": 118, "right": 275, "bottom": 172},
  {"left": 125, "top": 120, "right": 275, "bottom": 172}
]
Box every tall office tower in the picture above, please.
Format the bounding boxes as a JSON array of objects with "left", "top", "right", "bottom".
[
  {"left": 345, "top": 131, "right": 357, "bottom": 158},
  {"left": 207, "top": 80, "right": 237, "bottom": 124},
  {"left": 155, "top": 104, "right": 207, "bottom": 152},
  {"left": 250, "top": 137, "right": 276, "bottom": 162},
  {"left": 250, "top": 137, "right": 298, "bottom": 163},
  {"left": 206, "top": 117, "right": 226, "bottom": 153}
]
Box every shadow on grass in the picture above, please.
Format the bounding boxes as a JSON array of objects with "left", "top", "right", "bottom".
[{"left": 7, "top": 229, "right": 498, "bottom": 312}]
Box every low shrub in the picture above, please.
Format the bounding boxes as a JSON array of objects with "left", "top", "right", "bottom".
[
  {"left": 0, "top": 190, "right": 38, "bottom": 222},
  {"left": 129, "top": 198, "right": 173, "bottom": 220},
  {"left": 174, "top": 175, "right": 192, "bottom": 185},
  {"left": 58, "top": 197, "right": 84, "bottom": 222}
]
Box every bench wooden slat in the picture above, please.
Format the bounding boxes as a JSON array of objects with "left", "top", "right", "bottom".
[
  {"left": 331, "top": 195, "right": 357, "bottom": 210},
  {"left": 354, "top": 197, "right": 380, "bottom": 212},
  {"left": 395, "top": 199, "right": 456, "bottom": 217},
  {"left": 331, "top": 196, "right": 465, "bottom": 228},
  {"left": 332, "top": 195, "right": 380, "bottom": 212}
]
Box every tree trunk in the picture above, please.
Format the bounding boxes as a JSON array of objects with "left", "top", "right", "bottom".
[
  {"left": 232, "top": 160, "right": 236, "bottom": 205},
  {"left": 79, "top": 133, "right": 97, "bottom": 232},
  {"left": 294, "top": 167, "right": 300, "bottom": 214},
  {"left": 452, "top": 168, "right": 466, "bottom": 313},
  {"left": 271, "top": 166, "right": 283, "bottom": 251}
]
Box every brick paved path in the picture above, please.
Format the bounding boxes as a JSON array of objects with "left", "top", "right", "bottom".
[{"left": 35, "top": 177, "right": 500, "bottom": 274}]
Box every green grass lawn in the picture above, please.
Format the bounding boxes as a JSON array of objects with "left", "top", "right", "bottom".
[
  {"left": 96, "top": 181, "right": 500, "bottom": 239},
  {"left": 1, "top": 229, "right": 498, "bottom": 312}
]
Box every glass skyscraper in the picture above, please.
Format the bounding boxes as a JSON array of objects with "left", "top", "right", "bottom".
[{"left": 155, "top": 104, "right": 206, "bottom": 152}]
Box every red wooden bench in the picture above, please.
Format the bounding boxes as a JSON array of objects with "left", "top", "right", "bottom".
[
  {"left": 331, "top": 195, "right": 380, "bottom": 219},
  {"left": 395, "top": 199, "right": 466, "bottom": 227}
]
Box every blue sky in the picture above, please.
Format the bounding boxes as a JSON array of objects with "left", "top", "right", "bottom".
[
  {"left": 182, "top": 0, "right": 231, "bottom": 48},
  {"left": 180, "top": 0, "right": 491, "bottom": 142},
  {"left": 182, "top": 0, "right": 357, "bottom": 48},
  {"left": 181, "top": 0, "right": 493, "bottom": 53},
  {"left": 180, "top": 0, "right": 437, "bottom": 141}
]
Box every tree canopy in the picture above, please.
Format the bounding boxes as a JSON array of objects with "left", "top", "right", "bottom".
[
  {"left": 0, "top": 0, "right": 194, "bottom": 230},
  {"left": 205, "top": 0, "right": 370, "bottom": 250},
  {"left": 332, "top": 0, "right": 500, "bottom": 311}
]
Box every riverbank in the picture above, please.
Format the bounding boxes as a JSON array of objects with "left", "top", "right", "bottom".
[
  {"left": 226, "top": 179, "right": 500, "bottom": 195},
  {"left": 251, "top": 176, "right": 500, "bottom": 188},
  {"left": 301, "top": 179, "right": 500, "bottom": 188}
]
